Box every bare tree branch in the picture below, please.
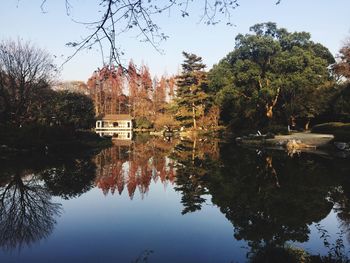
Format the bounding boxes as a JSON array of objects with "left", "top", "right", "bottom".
[{"left": 34, "top": 0, "right": 282, "bottom": 67}]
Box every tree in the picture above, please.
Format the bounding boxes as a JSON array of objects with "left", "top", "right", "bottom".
[
  {"left": 209, "top": 22, "right": 334, "bottom": 129},
  {"left": 152, "top": 76, "right": 167, "bottom": 116},
  {"left": 328, "top": 39, "right": 350, "bottom": 122},
  {"left": 333, "top": 39, "right": 350, "bottom": 80},
  {"left": 0, "top": 39, "right": 55, "bottom": 125},
  {"left": 86, "top": 65, "right": 124, "bottom": 116},
  {"left": 175, "top": 52, "right": 209, "bottom": 129},
  {"left": 136, "top": 65, "right": 153, "bottom": 120},
  {"left": 128, "top": 60, "right": 139, "bottom": 117},
  {"left": 51, "top": 91, "right": 95, "bottom": 129}
]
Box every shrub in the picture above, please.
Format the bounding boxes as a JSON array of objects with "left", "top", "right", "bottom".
[
  {"left": 135, "top": 116, "right": 153, "bottom": 129},
  {"left": 153, "top": 114, "right": 179, "bottom": 130}
]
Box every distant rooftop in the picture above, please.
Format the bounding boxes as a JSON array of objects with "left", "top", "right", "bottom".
[{"left": 101, "top": 114, "right": 133, "bottom": 121}]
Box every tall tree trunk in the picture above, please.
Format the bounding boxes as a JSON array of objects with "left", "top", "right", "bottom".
[
  {"left": 305, "top": 119, "right": 310, "bottom": 130},
  {"left": 192, "top": 103, "right": 197, "bottom": 129},
  {"left": 266, "top": 87, "right": 280, "bottom": 119}
]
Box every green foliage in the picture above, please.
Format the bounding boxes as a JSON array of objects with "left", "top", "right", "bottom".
[
  {"left": 0, "top": 125, "right": 111, "bottom": 152},
  {"left": 135, "top": 116, "right": 153, "bottom": 129},
  {"left": 0, "top": 124, "right": 70, "bottom": 150},
  {"left": 209, "top": 22, "right": 335, "bottom": 130},
  {"left": 50, "top": 91, "right": 95, "bottom": 130},
  {"left": 331, "top": 83, "right": 350, "bottom": 121}
]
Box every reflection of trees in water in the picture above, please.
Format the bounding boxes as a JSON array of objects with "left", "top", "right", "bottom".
[
  {"left": 172, "top": 138, "right": 220, "bottom": 214},
  {"left": 92, "top": 135, "right": 350, "bottom": 258},
  {"left": 0, "top": 172, "right": 61, "bottom": 251},
  {"left": 41, "top": 158, "right": 96, "bottom": 200},
  {"left": 332, "top": 166, "right": 350, "bottom": 244},
  {"left": 94, "top": 137, "right": 178, "bottom": 199},
  {"left": 169, "top": 140, "right": 350, "bottom": 255},
  {"left": 208, "top": 146, "right": 339, "bottom": 249},
  {"left": 93, "top": 136, "right": 219, "bottom": 207}
]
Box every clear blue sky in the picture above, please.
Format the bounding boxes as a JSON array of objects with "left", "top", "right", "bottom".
[{"left": 1, "top": 0, "right": 349, "bottom": 81}]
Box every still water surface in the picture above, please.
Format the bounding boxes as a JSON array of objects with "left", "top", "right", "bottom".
[{"left": 1, "top": 136, "right": 350, "bottom": 262}]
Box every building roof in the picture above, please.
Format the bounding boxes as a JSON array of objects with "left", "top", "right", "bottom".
[{"left": 101, "top": 114, "right": 133, "bottom": 121}]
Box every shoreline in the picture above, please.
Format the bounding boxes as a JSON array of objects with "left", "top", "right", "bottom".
[{"left": 235, "top": 132, "right": 346, "bottom": 157}]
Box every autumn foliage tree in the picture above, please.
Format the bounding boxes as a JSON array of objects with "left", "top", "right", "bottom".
[
  {"left": 333, "top": 39, "right": 350, "bottom": 80},
  {"left": 87, "top": 60, "right": 179, "bottom": 130},
  {"left": 136, "top": 65, "right": 153, "bottom": 119},
  {"left": 87, "top": 65, "right": 124, "bottom": 116},
  {"left": 329, "top": 39, "right": 350, "bottom": 121},
  {"left": 153, "top": 76, "right": 167, "bottom": 116}
]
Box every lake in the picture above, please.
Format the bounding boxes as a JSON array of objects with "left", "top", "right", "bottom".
[{"left": 1, "top": 135, "right": 350, "bottom": 262}]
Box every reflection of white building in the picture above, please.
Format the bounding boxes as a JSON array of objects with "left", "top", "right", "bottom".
[{"left": 95, "top": 114, "right": 133, "bottom": 140}]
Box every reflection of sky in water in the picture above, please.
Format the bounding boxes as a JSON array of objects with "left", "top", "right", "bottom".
[
  {"left": 294, "top": 209, "right": 350, "bottom": 256},
  {"left": 0, "top": 180, "right": 247, "bottom": 263}
]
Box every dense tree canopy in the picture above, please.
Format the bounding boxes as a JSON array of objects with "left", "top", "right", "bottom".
[
  {"left": 50, "top": 91, "right": 96, "bottom": 129},
  {"left": 209, "top": 22, "right": 335, "bottom": 130}
]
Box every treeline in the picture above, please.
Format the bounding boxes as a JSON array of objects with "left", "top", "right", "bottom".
[
  {"left": 2, "top": 21, "right": 349, "bottom": 137},
  {"left": 75, "top": 22, "right": 350, "bottom": 133},
  {"left": 74, "top": 52, "right": 220, "bottom": 131},
  {"left": 0, "top": 39, "right": 105, "bottom": 151},
  {"left": 0, "top": 39, "right": 95, "bottom": 130}
]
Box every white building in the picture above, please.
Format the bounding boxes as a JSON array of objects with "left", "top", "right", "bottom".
[{"left": 95, "top": 114, "right": 133, "bottom": 139}]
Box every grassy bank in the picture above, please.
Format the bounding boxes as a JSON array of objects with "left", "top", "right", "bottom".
[
  {"left": 312, "top": 122, "right": 350, "bottom": 141},
  {"left": 0, "top": 125, "right": 112, "bottom": 155}
]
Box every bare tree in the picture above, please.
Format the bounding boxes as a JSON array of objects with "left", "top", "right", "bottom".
[
  {"left": 38, "top": 0, "right": 246, "bottom": 66},
  {"left": 0, "top": 39, "right": 56, "bottom": 125}
]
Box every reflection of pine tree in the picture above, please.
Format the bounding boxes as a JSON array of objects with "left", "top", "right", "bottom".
[
  {"left": 172, "top": 139, "right": 219, "bottom": 215},
  {"left": 175, "top": 170, "right": 208, "bottom": 215},
  {"left": 0, "top": 172, "right": 61, "bottom": 251}
]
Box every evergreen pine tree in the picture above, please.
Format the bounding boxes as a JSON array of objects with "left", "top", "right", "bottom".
[{"left": 175, "top": 52, "right": 208, "bottom": 129}]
